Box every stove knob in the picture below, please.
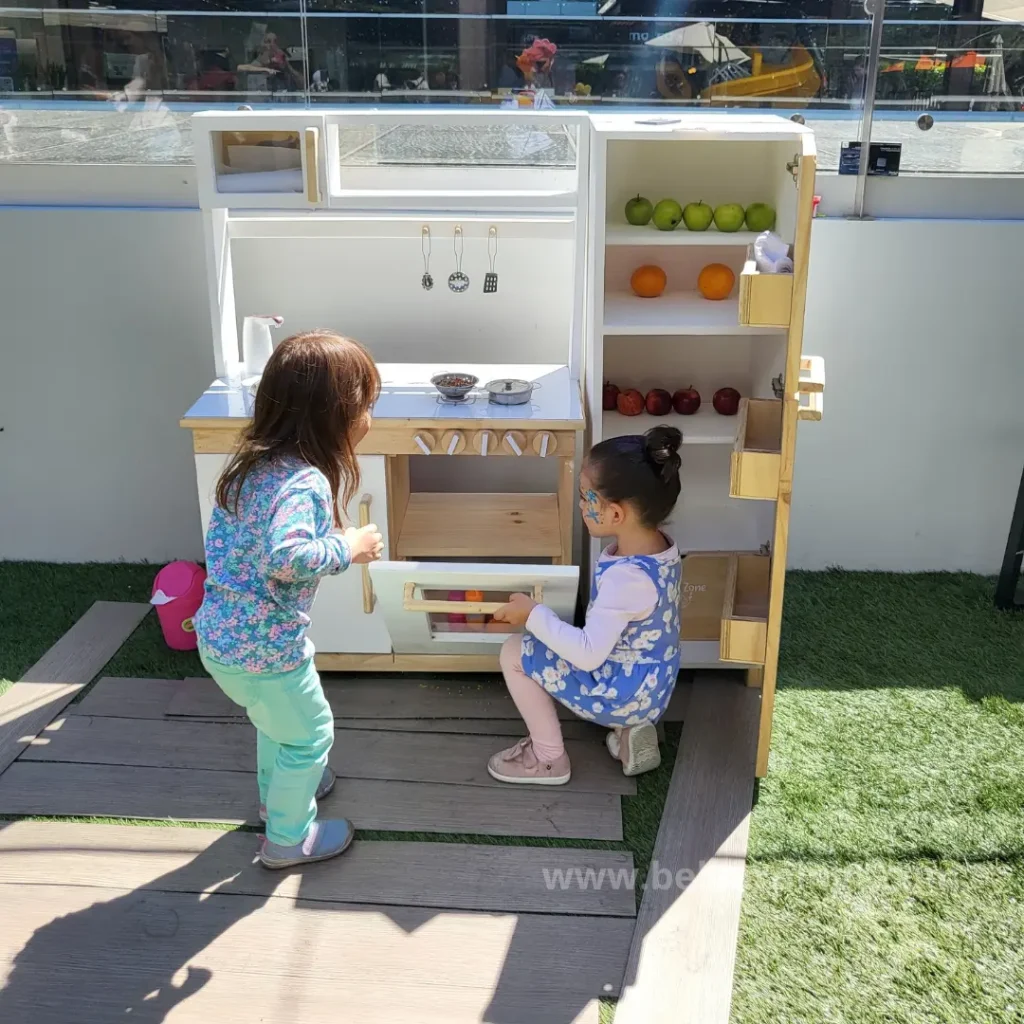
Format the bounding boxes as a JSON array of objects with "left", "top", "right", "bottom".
[
  {"left": 531, "top": 431, "right": 556, "bottom": 457},
  {"left": 502, "top": 431, "right": 526, "bottom": 456},
  {"left": 473, "top": 430, "right": 496, "bottom": 456},
  {"left": 412, "top": 431, "right": 436, "bottom": 455},
  {"left": 441, "top": 430, "right": 466, "bottom": 456}
]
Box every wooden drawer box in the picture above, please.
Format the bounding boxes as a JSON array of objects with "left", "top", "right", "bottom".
[
  {"left": 680, "top": 552, "right": 771, "bottom": 665},
  {"left": 729, "top": 398, "right": 782, "bottom": 500},
  {"left": 738, "top": 246, "right": 793, "bottom": 328}
]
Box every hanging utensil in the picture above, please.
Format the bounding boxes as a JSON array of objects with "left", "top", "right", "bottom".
[
  {"left": 483, "top": 225, "right": 498, "bottom": 294},
  {"left": 448, "top": 225, "right": 469, "bottom": 293},
  {"left": 421, "top": 225, "right": 433, "bottom": 291}
]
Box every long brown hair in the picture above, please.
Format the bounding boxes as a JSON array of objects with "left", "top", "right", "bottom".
[{"left": 216, "top": 330, "right": 380, "bottom": 527}]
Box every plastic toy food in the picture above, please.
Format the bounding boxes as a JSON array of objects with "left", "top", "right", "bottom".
[
  {"left": 712, "top": 387, "right": 741, "bottom": 416},
  {"left": 603, "top": 381, "right": 620, "bottom": 411},
  {"left": 630, "top": 265, "right": 667, "bottom": 299},
  {"left": 625, "top": 195, "right": 654, "bottom": 226},
  {"left": 447, "top": 590, "right": 467, "bottom": 624},
  {"left": 465, "top": 589, "right": 485, "bottom": 625},
  {"left": 645, "top": 389, "right": 672, "bottom": 416},
  {"left": 616, "top": 388, "right": 645, "bottom": 416},
  {"left": 713, "top": 203, "right": 745, "bottom": 232},
  {"left": 672, "top": 386, "right": 701, "bottom": 415},
  {"left": 682, "top": 201, "right": 714, "bottom": 231},
  {"left": 697, "top": 263, "right": 736, "bottom": 300},
  {"left": 745, "top": 202, "right": 776, "bottom": 232},
  {"left": 652, "top": 199, "right": 683, "bottom": 231}
]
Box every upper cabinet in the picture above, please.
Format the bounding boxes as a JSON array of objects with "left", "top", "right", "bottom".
[
  {"left": 194, "top": 112, "right": 327, "bottom": 210},
  {"left": 194, "top": 110, "right": 590, "bottom": 213}
]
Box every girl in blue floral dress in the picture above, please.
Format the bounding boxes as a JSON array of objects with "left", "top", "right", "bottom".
[
  {"left": 488, "top": 425, "right": 683, "bottom": 784},
  {"left": 194, "top": 331, "right": 384, "bottom": 869}
]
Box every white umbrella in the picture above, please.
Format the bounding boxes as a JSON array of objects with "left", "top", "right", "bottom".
[{"left": 645, "top": 23, "right": 750, "bottom": 65}]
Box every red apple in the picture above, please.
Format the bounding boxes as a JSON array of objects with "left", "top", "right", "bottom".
[
  {"left": 616, "top": 388, "right": 645, "bottom": 416},
  {"left": 602, "top": 381, "right": 620, "bottom": 411},
  {"left": 645, "top": 388, "right": 672, "bottom": 416},
  {"left": 712, "top": 387, "right": 741, "bottom": 416},
  {"left": 672, "top": 386, "right": 701, "bottom": 415}
]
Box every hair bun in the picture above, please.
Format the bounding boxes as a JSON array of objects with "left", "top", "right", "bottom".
[{"left": 644, "top": 425, "right": 682, "bottom": 483}]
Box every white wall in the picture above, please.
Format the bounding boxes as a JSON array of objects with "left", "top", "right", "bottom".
[
  {"left": 0, "top": 208, "right": 213, "bottom": 562},
  {"left": 1, "top": 199, "right": 1021, "bottom": 572}
]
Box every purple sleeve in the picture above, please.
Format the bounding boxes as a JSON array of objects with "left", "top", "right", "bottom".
[
  {"left": 264, "top": 482, "right": 351, "bottom": 583},
  {"left": 525, "top": 563, "right": 658, "bottom": 671}
]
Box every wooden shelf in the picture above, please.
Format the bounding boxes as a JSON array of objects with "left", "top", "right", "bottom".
[
  {"left": 603, "top": 291, "right": 785, "bottom": 336},
  {"left": 603, "top": 408, "right": 738, "bottom": 445},
  {"left": 606, "top": 224, "right": 760, "bottom": 247},
  {"left": 396, "top": 493, "right": 562, "bottom": 559}
]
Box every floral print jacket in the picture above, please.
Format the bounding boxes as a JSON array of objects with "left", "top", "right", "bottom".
[{"left": 194, "top": 456, "right": 350, "bottom": 673}]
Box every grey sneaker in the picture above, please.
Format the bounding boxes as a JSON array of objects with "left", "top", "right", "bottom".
[
  {"left": 259, "top": 765, "right": 336, "bottom": 823},
  {"left": 618, "top": 722, "right": 661, "bottom": 776},
  {"left": 260, "top": 817, "right": 355, "bottom": 870}
]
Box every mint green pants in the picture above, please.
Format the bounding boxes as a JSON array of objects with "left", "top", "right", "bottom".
[{"left": 199, "top": 652, "right": 334, "bottom": 847}]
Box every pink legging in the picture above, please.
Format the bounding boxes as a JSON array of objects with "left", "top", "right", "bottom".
[{"left": 500, "top": 635, "right": 566, "bottom": 761}]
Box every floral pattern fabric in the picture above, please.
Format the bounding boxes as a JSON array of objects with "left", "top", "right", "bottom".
[
  {"left": 194, "top": 456, "right": 350, "bottom": 674},
  {"left": 520, "top": 548, "right": 682, "bottom": 727}
]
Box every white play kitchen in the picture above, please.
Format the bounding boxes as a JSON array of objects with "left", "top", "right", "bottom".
[{"left": 179, "top": 109, "right": 823, "bottom": 774}]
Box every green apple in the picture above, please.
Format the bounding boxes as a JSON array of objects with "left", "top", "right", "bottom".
[
  {"left": 744, "top": 202, "right": 777, "bottom": 232},
  {"left": 682, "top": 200, "right": 714, "bottom": 232},
  {"left": 624, "top": 195, "right": 654, "bottom": 226},
  {"left": 713, "top": 203, "right": 746, "bottom": 232},
  {"left": 652, "top": 198, "right": 683, "bottom": 231}
]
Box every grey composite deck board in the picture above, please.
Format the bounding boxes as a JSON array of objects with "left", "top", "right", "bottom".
[
  {"left": 0, "top": 881, "right": 629, "bottom": 1023},
  {"left": 169, "top": 673, "right": 691, "bottom": 722},
  {"left": 0, "top": 761, "right": 623, "bottom": 839},
  {"left": 0, "top": 602, "right": 149, "bottom": 775},
  {"left": 615, "top": 677, "right": 759, "bottom": 1024},
  {"left": 0, "top": 821, "right": 637, "bottom": 917},
  {"left": 23, "top": 714, "right": 636, "bottom": 795},
  {"left": 71, "top": 677, "right": 607, "bottom": 737}
]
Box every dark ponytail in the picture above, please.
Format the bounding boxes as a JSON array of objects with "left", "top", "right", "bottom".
[{"left": 587, "top": 425, "right": 682, "bottom": 528}]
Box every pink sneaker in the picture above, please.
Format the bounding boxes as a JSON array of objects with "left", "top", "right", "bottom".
[{"left": 487, "top": 738, "right": 571, "bottom": 786}]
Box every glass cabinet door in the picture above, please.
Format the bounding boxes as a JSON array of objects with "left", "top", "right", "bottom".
[{"left": 323, "top": 110, "right": 590, "bottom": 210}]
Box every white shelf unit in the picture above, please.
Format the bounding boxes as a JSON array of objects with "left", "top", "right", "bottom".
[{"left": 585, "top": 114, "right": 822, "bottom": 777}]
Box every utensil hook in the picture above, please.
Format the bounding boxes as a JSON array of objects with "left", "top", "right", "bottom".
[
  {"left": 453, "top": 225, "right": 464, "bottom": 273},
  {"left": 487, "top": 225, "right": 498, "bottom": 273},
  {"left": 421, "top": 225, "right": 431, "bottom": 271}
]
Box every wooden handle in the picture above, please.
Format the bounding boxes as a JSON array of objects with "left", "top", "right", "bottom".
[
  {"left": 798, "top": 355, "right": 825, "bottom": 393},
  {"left": 358, "top": 493, "right": 373, "bottom": 614},
  {"left": 797, "top": 391, "right": 823, "bottom": 421},
  {"left": 402, "top": 582, "right": 544, "bottom": 615},
  {"left": 303, "top": 127, "right": 320, "bottom": 205}
]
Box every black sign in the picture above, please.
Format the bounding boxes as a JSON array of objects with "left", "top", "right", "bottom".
[{"left": 839, "top": 142, "right": 902, "bottom": 177}]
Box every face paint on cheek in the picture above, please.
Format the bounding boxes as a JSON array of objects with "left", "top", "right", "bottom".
[{"left": 583, "top": 489, "right": 602, "bottom": 525}]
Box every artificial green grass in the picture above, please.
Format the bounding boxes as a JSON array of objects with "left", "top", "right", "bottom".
[{"left": 3, "top": 562, "right": 1023, "bottom": 1024}]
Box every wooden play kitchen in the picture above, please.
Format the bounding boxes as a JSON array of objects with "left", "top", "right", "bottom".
[{"left": 180, "top": 109, "right": 823, "bottom": 774}]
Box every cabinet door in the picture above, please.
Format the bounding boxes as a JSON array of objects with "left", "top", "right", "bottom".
[
  {"left": 195, "top": 453, "right": 229, "bottom": 534},
  {"left": 306, "top": 456, "right": 393, "bottom": 655},
  {"left": 194, "top": 111, "right": 326, "bottom": 210},
  {"left": 370, "top": 561, "right": 579, "bottom": 656}
]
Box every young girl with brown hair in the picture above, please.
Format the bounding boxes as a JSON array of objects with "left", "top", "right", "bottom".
[{"left": 194, "top": 331, "right": 383, "bottom": 869}]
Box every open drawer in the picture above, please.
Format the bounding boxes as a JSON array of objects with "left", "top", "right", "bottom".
[
  {"left": 738, "top": 245, "right": 793, "bottom": 328},
  {"left": 729, "top": 398, "right": 782, "bottom": 500},
  {"left": 369, "top": 561, "right": 579, "bottom": 656},
  {"left": 679, "top": 552, "right": 770, "bottom": 665}
]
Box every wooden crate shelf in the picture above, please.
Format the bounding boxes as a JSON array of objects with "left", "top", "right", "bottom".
[
  {"left": 679, "top": 551, "right": 770, "bottom": 665},
  {"left": 729, "top": 398, "right": 783, "bottom": 500},
  {"left": 738, "top": 246, "right": 793, "bottom": 328},
  {"left": 396, "top": 493, "right": 562, "bottom": 560}
]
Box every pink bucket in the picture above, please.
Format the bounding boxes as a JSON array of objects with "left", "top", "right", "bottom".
[{"left": 151, "top": 561, "right": 207, "bottom": 651}]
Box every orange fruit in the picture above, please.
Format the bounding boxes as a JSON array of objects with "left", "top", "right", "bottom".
[
  {"left": 630, "top": 264, "right": 667, "bottom": 299},
  {"left": 697, "top": 263, "right": 736, "bottom": 301}
]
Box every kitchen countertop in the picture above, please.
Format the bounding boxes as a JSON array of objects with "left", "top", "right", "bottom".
[{"left": 182, "top": 363, "right": 584, "bottom": 428}]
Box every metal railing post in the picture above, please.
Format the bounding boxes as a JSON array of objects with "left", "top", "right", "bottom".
[{"left": 853, "top": 0, "right": 887, "bottom": 218}]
